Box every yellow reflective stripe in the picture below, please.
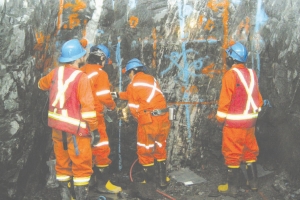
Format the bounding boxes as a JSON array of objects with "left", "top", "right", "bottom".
[
  {"left": 62, "top": 109, "right": 68, "bottom": 117},
  {"left": 93, "top": 141, "right": 109, "bottom": 147},
  {"left": 52, "top": 67, "right": 82, "bottom": 108},
  {"left": 232, "top": 68, "right": 258, "bottom": 113},
  {"left": 88, "top": 71, "right": 98, "bottom": 79},
  {"left": 217, "top": 111, "right": 227, "bottom": 118},
  {"left": 228, "top": 166, "right": 240, "bottom": 169},
  {"left": 96, "top": 90, "right": 110, "bottom": 96},
  {"left": 137, "top": 142, "right": 154, "bottom": 149},
  {"left": 246, "top": 160, "right": 256, "bottom": 164},
  {"left": 128, "top": 103, "right": 139, "bottom": 108},
  {"left": 56, "top": 175, "right": 71, "bottom": 181},
  {"left": 81, "top": 111, "right": 96, "bottom": 118},
  {"left": 157, "top": 159, "right": 166, "bottom": 162},
  {"left": 96, "top": 164, "right": 109, "bottom": 168},
  {"left": 226, "top": 113, "right": 258, "bottom": 120},
  {"left": 143, "top": 163, "right": 154, "bottom": 167},
  {"left": 49, "top": 111, "right": 87, "bottom": 128},
  {"left": 73, "top": 176, "right": 90, "bottom": 186}
]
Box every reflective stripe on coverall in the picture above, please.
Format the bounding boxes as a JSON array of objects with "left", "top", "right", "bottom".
[
  {"left": 216, "top": 64, "right": 263, "bottom": 167},
  {"left": 38, "top": 65, "right": 98, "bottom": 186},
  {"left": 119, "top": 72, "right": 171, "bottom": 165},
  {"left": 80, "top": 63, "right": 116, "bottom": 166}
]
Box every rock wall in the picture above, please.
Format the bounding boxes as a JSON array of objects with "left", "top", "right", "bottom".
[{"left": 0, "top": 0, "right": 300, "bottom": 198}]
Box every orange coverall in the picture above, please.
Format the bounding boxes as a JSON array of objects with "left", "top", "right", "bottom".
[
  {"left": 119, "top": 72, "right": 171, "bottom": 165},
  {"left": 38, "top": 65, "right": 98, "bottom": 186},
  {"left": 80, "top": 64, "right": 116, "bottom": 167},
  {"left": 216, "top": 64, "right": 263, "bottom": 167}
]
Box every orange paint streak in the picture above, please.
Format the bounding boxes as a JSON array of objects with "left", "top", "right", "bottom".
[
  {"left": 204, "top": 19, "right": 215, "bottom": 31},
  {"left": 68, "top": 13, "right": 80, "bottom": 29},
  {"left": 55, "top": 0, "right": 64, "bottom": 35},
  {"left": 129, "top": 16, "right": 139, "bottom": 28},
  {"left": 198, "top": 15, "right": 204, "bottom": 27},
  {"left": 63, "top": 0, "right": 86, "bottom": 12},
  {"left": 202, "top": 63, "right": 222, "bottom": 78},
  {"left": 152, "top": 28, "right": 157, "bottom": 68},
  {"left": 207, "top": 0, "right": 230, "bottom": 73}
]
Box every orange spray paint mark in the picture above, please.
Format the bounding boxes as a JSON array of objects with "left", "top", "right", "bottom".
[
  {"left": 204, "top": 19, "right": 215, "bottom": 31},
  {"left": 198, "top": 15, "right": 204, "bottom": 27},
  {"left": 63, "top": 0, "right": 86, "bottom": 29},
  {"left": 207, "top": 0, "right": 230, "bottom": 73},
  {"left": 55, "top": 0, "right": 64, "bottom": 35},
  {"left": 202, "top": 63, "right": 222, "bottom": 78},
  {"left": 34, "top": 31, "right": 53, "bottom": 71},
  {"left": 152, "top": 28, "right": 157, "bottom": 68},
  {"left": 129, "top": 16, "right": 139, "bottom": 28}
]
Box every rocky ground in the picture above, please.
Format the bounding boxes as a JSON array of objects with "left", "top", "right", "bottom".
[{"left": 27, "top": 153, "right": 300, "bottom": 200}]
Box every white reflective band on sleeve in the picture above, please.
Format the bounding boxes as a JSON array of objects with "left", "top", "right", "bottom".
[
  {"left": 137, "top": 142, "right": 155, "bottom": 149},
  {"left": 81, "top": 111, "right": 96, "bottom": 118},
  {"left": 155, "top": 141, "right": 163, "bottom": 148},
  {"left": 96, "top": 90, "right": 110, "bottom": 96},
  {"left": 49, "top": 111, "right": 87, "bottom": 128},
  {"left": 56, "top": 175, "right": 71, "bottom": 182},
  {"left": 226, "top": 113, "right": 258, "bottom": 120},
  {"left": 217, "top": 111, "right": 227, "bottom": 118},
  {"left": 232, "top": 68, "right": 258, "bottom": 114},
  {"left": 88, "top": 71, "right": 98, "bottom": 79},
  {"left": 52, "top": 67, "right": 82, "bottom": 108},
  {"left": 129, "top": 103, "right": 139, "bottom": 108},
  {"left": 93, "top": 141, "right": 109, "bottom": 147}
]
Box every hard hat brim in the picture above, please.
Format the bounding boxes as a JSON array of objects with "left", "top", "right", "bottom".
[{"left": 59, "top": 50, "right": 86, "bottom": 63}]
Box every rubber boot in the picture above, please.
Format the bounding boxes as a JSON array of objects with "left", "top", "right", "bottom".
[
  {"left": 74, "top": 185, "right": 89, "bottom": 200},
  {"left": 157, "top": 160, "right": 170, "bottom": 189},
  {"left": 142, "top": 165, "right": 155, "bottom": 183},
  {"left": 218, "top": 167, "right": 239, "bottom": 197},
  {"left": 246, "top": 162, "right": 258, "bottom": 191},
  {"left": 59, "top": 180, "right": 76, "bottom": 200},
  {"left": 46, "top": 159, "right": 59, "bottom": 188},
  {"left": 96, "top": 167, "right": 122, "bottom": 193}
]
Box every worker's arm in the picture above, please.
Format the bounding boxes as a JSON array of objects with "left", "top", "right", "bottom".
[
  {"left": 96, "top": 71, "right": 116, "bottom": 110},
  {"left": 38, "top": 70, "right": 55, "bottom": 90},
  {"left": 77, "top": 73, "right": 98, "bottom": 131}
]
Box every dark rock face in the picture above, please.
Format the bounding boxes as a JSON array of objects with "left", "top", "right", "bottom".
[{"left": 0, "top": 0, "right": 300, "bottom": 198}]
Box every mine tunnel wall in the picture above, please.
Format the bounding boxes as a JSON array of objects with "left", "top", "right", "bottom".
[{"left": 0, "top": 0, "right": 300, "bottom": 199}]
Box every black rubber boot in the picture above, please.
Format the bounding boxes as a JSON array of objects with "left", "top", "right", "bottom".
[
  {"left": 142, "top": 165, "right": 155, "bottom": 183},
  {"left": 218, "top": 167, "right": 240, "bottom": 197},
  {"left": 59, "top": 180, "right": 76, "bottom": 200},
  {"left": 96, "top": 167, "right": 122, "bottom": 193},
  {"left": 246, "top": 162, "right": 258, "bottom": 191},
  {"left": 157, "top": 160, "right": 170, "bottom": 189},
  {"left": 74, "top": 185, "right": 89, "bottom": 200}
]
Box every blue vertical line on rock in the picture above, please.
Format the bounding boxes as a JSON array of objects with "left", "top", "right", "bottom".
[
  {"left": 253, "top": 0, "right": 268, "bottom": 79},
  {"left": 112, "top": 0, "right": 114, "bottom": 10},
  {"left": 178, "top": 0, "right": 192, "bottom": 151},
  {"left": 116, "top": 36, "right": 122, "bottom": 171}
]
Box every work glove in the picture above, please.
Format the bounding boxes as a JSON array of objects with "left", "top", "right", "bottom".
[
  {"left": 110, "top": 92, "right": 119, "bottom": 99},
  {"left": 91, "top": 129, "right": 100, "bottom": 146}
]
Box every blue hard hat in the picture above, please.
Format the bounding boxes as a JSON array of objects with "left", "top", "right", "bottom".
[
  {"left": 90, "top": 44, "right": 111, "bottom": 64},
  {"left": 225, "top": 42, "right": 248, "bottom": 63},
  {"left": 59, "top": 39, "right": 86, "bottom": 63},
  {"left": 125, "top": 58, "right": 145, "bottom": 73}
]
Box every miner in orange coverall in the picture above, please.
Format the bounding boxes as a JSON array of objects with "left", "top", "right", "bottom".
[
  {"left": 38, "top": 39, "right": 99, "bottom": 200},
  {"left": 114, "top": 58, "right": 171, "bottom": 189},
  {"left": 80, "top": 44, "right": 122, "bottom": 194},
  {"left": 216, "top": 42, "right": 263, "bottom": 197}
]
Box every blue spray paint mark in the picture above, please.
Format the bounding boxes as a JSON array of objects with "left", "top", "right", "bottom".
[
  {"left": 253, "top": 0, "right": 268, "bottom": 79},
  {"left": 116, "top": 36, "right": 122, "bottom": 171},
  {"left": 263, "top": 99, "right": 272, "bottom": 107},
  {"left": 231, "top": 0, "right": 241, "bottom": 5},
  {"left": 128, "top": 0, "right": 136, "bottom": 10},
  {"left": 112, "top": 0, "right": 114, "bottom": 10}
]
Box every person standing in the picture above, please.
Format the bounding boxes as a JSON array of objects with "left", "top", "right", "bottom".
[
  {"left": 115, "top": 58, "right": 171, "bottom": 189},
  {"left": 216, "top": 42, "right": 263, "bottom": 197},
  {"left": 80, "top": 44, "right": 122, "bottom": 193},
  {"left": 38, "top": 39, "right": 99, "bottom": 200}
]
